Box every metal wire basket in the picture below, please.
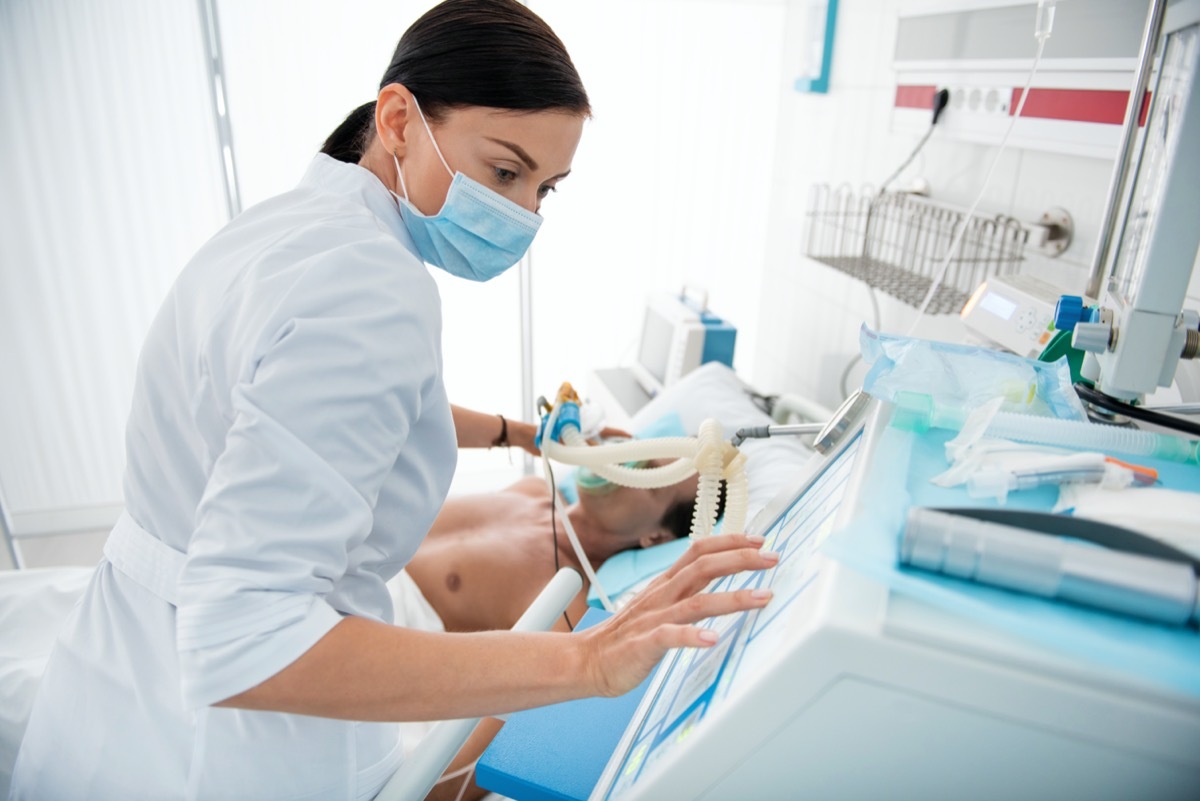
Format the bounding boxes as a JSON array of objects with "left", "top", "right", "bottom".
[{"left": 804, "top": 184, "right": 1031, "bottom": 314}]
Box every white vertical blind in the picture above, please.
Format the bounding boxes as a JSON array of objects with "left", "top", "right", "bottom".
[{"left": 0, "top": 0, "right": 228, "bottom": 525}]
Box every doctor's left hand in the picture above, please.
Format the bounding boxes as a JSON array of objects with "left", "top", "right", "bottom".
[
  {"left": 577, "top": 533, "right": 777, "bottom": 698},
  {"left": 507, "top": 421, "right": 631, "bottom": 457}
]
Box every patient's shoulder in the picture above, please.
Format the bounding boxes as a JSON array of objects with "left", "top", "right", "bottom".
[{"left": 506, "top": 476, "right": 552, "bottom": 498}]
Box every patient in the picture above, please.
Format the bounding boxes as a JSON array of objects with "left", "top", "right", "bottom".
[
  {"left": 395, "top": 463, "right": 723, "bottom": 801},
  {"left": 404, "top": 460, "right": 718, "bottom": 634}
]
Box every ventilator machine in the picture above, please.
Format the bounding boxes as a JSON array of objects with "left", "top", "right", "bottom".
[{"left": 476, "top": 2, "right": 1200, "bottom": 798}]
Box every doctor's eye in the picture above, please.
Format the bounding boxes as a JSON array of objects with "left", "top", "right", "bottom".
[
  {"left": 537, "top": 184, "right": 557, "bottom": 199},
  {"left": 493, "top": 167, "right": 517, "bottom": 184}
]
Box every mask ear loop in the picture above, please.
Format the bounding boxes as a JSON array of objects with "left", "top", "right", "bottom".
[
  {"left": 410, "top": 95, "right": 454, "bottom": 178},
  {"left": 392, "top": 150, "right": 411, "bottom": 202}
]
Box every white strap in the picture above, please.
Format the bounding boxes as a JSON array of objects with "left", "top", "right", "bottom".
[{"left": 103, "top": 511, "right": 186, "bottom": 606}]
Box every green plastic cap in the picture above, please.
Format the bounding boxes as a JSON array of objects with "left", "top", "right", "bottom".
[{"left": 892, "top": 391, "right": 934, "bottom": 433}]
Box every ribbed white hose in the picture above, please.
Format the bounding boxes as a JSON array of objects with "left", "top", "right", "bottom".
[
  {"left": 542, "top": 407, "right": 750, "bottom": 546},
  {"left": 690, "top": 420, "right": 725, "bottom": 537},
  {"left": 548, "top": 430, "right": 698, "bottom": 487},
  {"left": 549, "top": 434, "right": 698, "bottom": 464},
  {"left": 721, "top": 451, "right": 749, "bottom": 535}
]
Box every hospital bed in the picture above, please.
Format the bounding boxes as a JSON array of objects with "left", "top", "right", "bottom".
[{"left": 0, "top": 362, "right": 813, "bottom": 799}]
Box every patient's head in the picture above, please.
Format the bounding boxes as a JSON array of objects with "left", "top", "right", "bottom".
[{"left": 574, "top": 459, "right": 727, "bottom": 554}]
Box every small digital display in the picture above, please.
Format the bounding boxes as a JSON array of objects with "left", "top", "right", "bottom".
[
  {"left": 978, "top": 291, "right": 1018, "bottom": 320},
  {"left": 637, "top": 308, "right": 674, "bottom": 386}
]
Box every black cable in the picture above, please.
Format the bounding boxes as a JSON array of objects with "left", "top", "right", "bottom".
[
  {"left": 546, "top": 459, "right": 573, "bottom": 632},
  {"left": 877, "top": 88, "right": 951, "bottom": 196},
  {"left": 1074, "top": 382, "right": 1200, "bottom": 437},
  {"left": 745, "top": 389, "right": 777, "bottom": 417}
]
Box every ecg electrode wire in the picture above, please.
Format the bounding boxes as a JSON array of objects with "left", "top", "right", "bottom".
[
  {"left": 546, "top": 458, "right": 574, "bottom": 632},
  {"left": 540, "top": 399, "right": 615, "bottom": 611}
]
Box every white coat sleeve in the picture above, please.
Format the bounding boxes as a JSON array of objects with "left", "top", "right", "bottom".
[{"left": 174, "top": 241, "right": 439, "bottom": 709}]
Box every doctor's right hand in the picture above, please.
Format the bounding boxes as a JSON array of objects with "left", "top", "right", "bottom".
[{"left": 578, "top": 533, "right": 777, "bottom": 698}]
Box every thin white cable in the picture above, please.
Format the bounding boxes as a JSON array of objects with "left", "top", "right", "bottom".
[
  {"left": 452, "top": 765, "right": 475, "bottom": 801},
  {"left": 434, "top": 762, "right": 477, "bottom": 786},
  {"left": 906, "top": 35, "right": 1048, "bottom": 336},
  {"left": 540, "top": 402, "right": 615, "bottom": 611},
  {"left": 840, "top": 286, "right": 884, "bottom": 400}
]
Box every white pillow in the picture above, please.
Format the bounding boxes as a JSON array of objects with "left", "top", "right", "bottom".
[
  {"left": 628, "top": 362, "right": 815, "bottom": 529},
  {"left": 587, "top": 364, "right": 818, "bottom": 608}
]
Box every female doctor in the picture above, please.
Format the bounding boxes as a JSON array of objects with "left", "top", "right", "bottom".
[{"left": 10, "top": 1, "right": 776, "bottom": 798}]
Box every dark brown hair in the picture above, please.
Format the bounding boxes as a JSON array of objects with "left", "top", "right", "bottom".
[
  {"left": 321, "top": 0, "right": 590, "bottom": 163},
  {"left": 661, "top": 480, "right": 728, "bottom": 542}
]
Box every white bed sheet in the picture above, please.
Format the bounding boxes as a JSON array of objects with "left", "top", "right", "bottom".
[{"left": 0, "top": 566, "right": 93, "bottom": 798}]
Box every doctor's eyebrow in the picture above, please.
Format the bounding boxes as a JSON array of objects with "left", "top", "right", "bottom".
[
  {"left": 485, "top": 137, "right": 572, "bottom": 181},
  {"left": 485, "top": 138, "right": 538, "bottom": 170}
]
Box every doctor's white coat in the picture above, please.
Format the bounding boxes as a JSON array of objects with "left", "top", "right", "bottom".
[{"left": 10, "top": 154, "right": 458, "bottom": 800}]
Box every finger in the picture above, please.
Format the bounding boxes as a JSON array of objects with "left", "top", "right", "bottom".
[
  {"left": 661, "top": 547, "right": 779, "bottom": 598},
  {"left": 650, "top": 623, "right": 724, "bottom": 651},
  {"left": 663, "top": 587, "right": 774, "bottom": 627},
  {"left": 658, "top": 533, "right": 766, "bottom": 581}
]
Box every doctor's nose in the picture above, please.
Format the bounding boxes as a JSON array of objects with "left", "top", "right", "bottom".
[{"left": 520, "top": 192, "right": 541, "bottom": 215}]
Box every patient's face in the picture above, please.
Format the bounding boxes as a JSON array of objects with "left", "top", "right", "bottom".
[{"left": 576, "top": 459, "right": 700, "bottom": 548}]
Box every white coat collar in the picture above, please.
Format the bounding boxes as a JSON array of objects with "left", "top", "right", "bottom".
[{"left": 301, "top": 153, "right": 420, "bottom": 257}]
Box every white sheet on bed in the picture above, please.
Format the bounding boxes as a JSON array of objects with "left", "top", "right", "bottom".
[
  {"left": 626, "top": 361, "right": 815, "bottom": 531},
  {"left": 0, "top": 566, "right": 94, "bottom": 798}
]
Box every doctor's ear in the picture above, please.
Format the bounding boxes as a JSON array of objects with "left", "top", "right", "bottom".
[{"left": 374, "top": 83, "right": 416, "bottom": 156}]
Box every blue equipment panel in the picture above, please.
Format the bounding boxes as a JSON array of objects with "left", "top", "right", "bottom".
[
  {"left": 698, "top": 310, "right": 736, "bottom": 370},
  {"left": 476, "top": 608, "right": 651, "bottom": 801},
  {"left": 477, "top": 435, "right": 860, "bottom": 801},
  {"left": 598, "top": 433, "right": 861, "bottom": 800}
]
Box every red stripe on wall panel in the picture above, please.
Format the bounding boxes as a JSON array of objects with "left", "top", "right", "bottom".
[
  {"left": 1010, "top": 88, "right": 1150, "bottom": 126},
  {"left": 895, "top": 85, "right": 937, "bottom": 110}
]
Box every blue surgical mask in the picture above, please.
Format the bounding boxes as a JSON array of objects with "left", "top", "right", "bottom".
[{"left": 390, "top": 98, "right": 542, "bottom": 281}]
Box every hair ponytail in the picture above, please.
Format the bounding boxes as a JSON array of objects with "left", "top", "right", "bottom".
[{"left": 321, "top": 101, "right": 377, "bottom": 164}]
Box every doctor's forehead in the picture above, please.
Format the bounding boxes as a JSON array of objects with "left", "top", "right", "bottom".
[{"left": 444, "top": 107, "right": 583, "bottom": 164}]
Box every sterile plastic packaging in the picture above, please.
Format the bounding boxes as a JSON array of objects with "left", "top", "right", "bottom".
[{"left": 860, "top": 326, "right": 1087, "bottom": 421}]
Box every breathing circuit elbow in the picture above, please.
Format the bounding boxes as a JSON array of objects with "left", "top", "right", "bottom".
[{"left": 535, "top": 383, "right": 582, "bottom": 448}]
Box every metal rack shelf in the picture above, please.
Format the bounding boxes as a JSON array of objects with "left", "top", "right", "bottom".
[{"left": 804, "top": 185, "right": 1032, "bottom": 314}]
